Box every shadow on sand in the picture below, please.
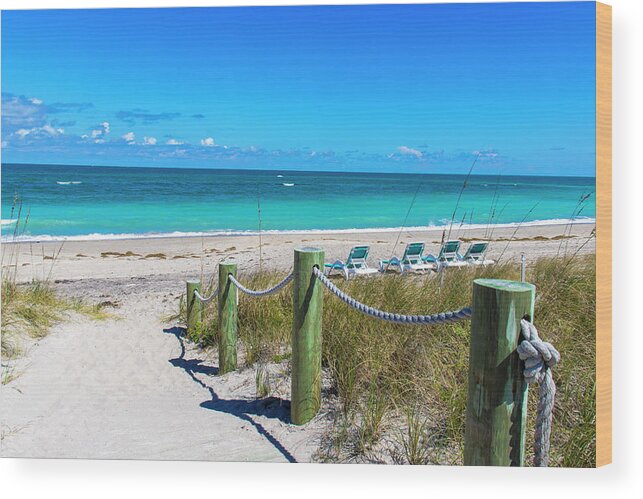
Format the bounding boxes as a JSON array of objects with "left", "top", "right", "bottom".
[{"left": 163, "top": 326, "right": 297, "bottom": 463}]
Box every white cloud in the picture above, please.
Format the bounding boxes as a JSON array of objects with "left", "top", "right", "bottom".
[
  {"left": 166, "top": 138, "right": 184, "bottom": 145},
  {"left": 29, "top": 97, "right": 43, "bottom": 105},
  {"left": 397, "top": 146, "right": 423, "bottom": 159},
  {"left": 143, "top": 136, "right": 157, "bottom": 145},
  {"left": 15, "top": 125, "right": 63, "bottom": 139},
  {"left": 42, "top": 124, "right": 64, "bottom": 135},
  {"left": 122, "top": 132, "right": 135, "bottom": 142},
  {"left": 200, "top": 137, "right": 215, "bottom": 147},
  {"left": 90, "top": 122, "right": 110, "bottom": 138},
  {"left": 2, "top": 94, "right": 48, "bottom": 132}
]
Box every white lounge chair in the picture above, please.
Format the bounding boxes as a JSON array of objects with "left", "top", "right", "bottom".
[
  {"left": 324, "top": 245, "right": 379, "bottom": 279},
  {"left": 423, "top": 240, "right": 468, "bottom": 268},
  {"left": 379, "top": 242, "right": 436, "bottom": 273},
  {"left": 462, "top": 242, "right": 495, "bottom": 265}
]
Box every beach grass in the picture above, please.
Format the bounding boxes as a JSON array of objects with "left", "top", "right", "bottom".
[
  {"left": 184, "top": 253, "right": 596, "bottom": 466},
  {"left": 1, "top": 198, "right": 112, "bottom": 367},
  {"left": 1, "top": 278, "right": 112, "bottom": 362}
]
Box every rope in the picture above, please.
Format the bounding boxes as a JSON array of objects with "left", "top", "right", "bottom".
[
  {"left": 312, "top": 266, "right": 472, "bottom": 325},
  {"left": 189, "top": 268, "right": 558, "bottom": 467},
  {"left": 228, "top": 272, "right": 294, "bottom": 297},
  {"left": 517, "top": 318, "right": 561, "bottom": 467},
  {"left": 193, "top": 286, "right": 218, "bottom": 303}
]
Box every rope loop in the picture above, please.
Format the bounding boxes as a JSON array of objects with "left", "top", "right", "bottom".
[
  {"left": 228, "top": 272, "right": 294, "bottom": 297},
  {"left": 517, "top": 318, "right": 561, "bottom": 467},
  {"left": 193, "top": 287, "right": 219, "bottom": 304},
  {"left": 312, "top": 266, "right": 472, "bottom": 325}
]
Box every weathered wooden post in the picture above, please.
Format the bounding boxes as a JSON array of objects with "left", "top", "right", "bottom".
[
  {"left": 291, "top": 247, "right": 324, "bottom": 425},
  {"left": 218, "top": 261, "right": 238, "bottom": 374},
  {"left": 186, "top": 280, "right": 202, "bottom": 335},
  {"left": 464, "top": 278, "right": 535, "bottom": 466}
]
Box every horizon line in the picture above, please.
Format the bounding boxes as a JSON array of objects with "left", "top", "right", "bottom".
[{"left": 1, "top": 162, "right": 597, "bottom": 179}]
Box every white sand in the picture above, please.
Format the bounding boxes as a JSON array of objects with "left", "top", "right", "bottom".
[
  {"left": 3, "top": 222, "right": 595, "bottom": 283},
  {"left": 0, "top": 222, "right": 594, "bottom": 461},
  {"left": 1, "top": 288, "right": 329, "bottom": 461}
]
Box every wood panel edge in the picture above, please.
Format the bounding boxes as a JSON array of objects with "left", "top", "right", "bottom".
[{"left": 595, "top": 0, "right": 612, "bottom": 468}]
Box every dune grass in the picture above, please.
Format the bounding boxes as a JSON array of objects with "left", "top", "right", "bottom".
[
  {"left": 1, "top": 278, "right": 112, "bottom": 367},
  {"left": 180, "top": 253, "right": 596, "bottom": 467},
  {"left": 2, "top": 197, "right": 112, "bottom": 370}
]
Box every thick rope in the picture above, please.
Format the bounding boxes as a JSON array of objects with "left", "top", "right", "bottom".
[
  {"left": 228, "top": 272, "right": 294, "bottom": 297},
  {"left": 312, "top": 266, "right": 471, "bottom": 325},
  {"left": 193, "top": 286, "right": 218, "bottom": 304},
  {"left": 517, "top": 318, "right": 561, "bottom": 467}
]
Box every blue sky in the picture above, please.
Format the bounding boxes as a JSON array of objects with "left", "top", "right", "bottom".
[{"left": 1, "top": 2, "right": 596, "bottom": 175}]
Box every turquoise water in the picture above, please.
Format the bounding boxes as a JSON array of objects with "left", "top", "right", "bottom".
[{"left": 1, "top": 163, "right": 595, "bottom": 241}]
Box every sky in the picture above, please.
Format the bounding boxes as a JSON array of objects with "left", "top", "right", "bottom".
[{"left": 1, "top": 2, "right": 596, "bottom": 175}]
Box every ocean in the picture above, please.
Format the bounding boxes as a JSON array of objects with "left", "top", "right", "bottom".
[{"left": 1, "top": 163, "right": 596, "bottom": 241}]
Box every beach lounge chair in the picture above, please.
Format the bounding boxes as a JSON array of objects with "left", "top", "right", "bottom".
[
  {"left": 379, "top": 242, "right": 436, "bottom": 274},
  {"left": 423, "top": 240, "right": 468, "bottom": 268},
  {"left": 462, "top": 242, "right": 495, "bottom": 265},
  {"left": 324, "top": 245, "right": 379, "bottom": 279}
]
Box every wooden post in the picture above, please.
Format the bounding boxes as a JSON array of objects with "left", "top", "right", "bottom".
[
  {"left": 218, "top": 262, "right": 238, "bottom": 374},
  {"left": 186, "top": 280, "right": 202, "bottom": 335},
  {"left": 464, "top": 278, "right": 535, "bottom": 466},
  {"left": 291, "top": 247, "right": 324, "bottom": 425}
]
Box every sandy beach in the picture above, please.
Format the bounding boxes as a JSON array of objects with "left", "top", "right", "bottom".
[
  {"left": 4, "top": 222, "right": 595, "bottom": 284},
  {"left": 1, "top": 222, "right": 595, "bottom": 461}
]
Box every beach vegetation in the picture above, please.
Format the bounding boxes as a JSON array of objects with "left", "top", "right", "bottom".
[
  {"left": 182, "top": 252, "right": 596, "bottom": 467},
  {"left": 1, "top": 196, "right": 112, "bottom": 372},
  {"left": 1, "top": 279, "right": 112, "bottom": 362}
]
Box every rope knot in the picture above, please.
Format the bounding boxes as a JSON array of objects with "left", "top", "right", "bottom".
[
  {"left": 517, "top": 318, "right": 560, "bottom": 467},
  {"left": 517, "top": 319, "right": 561, "bottom": 384}
]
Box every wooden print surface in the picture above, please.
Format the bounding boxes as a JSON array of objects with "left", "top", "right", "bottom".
[{"left": 596, "top": 1, "right": 612, "bottom": 467}]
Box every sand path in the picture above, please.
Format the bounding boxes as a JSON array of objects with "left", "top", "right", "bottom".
[{"left": 1, "top": 285, "right": 325, "bottom": 462}]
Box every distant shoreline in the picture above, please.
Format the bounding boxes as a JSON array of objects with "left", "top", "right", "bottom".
[{"left": 1, "top": 217, "right": 596, "bottom": 244}]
